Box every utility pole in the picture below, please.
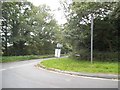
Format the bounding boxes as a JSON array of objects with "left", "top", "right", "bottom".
[{"left": 91, "top": 14, "right": 94, "bottom": 64}]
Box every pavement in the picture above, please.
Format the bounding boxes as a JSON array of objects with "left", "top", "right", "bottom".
[{"left": 0, "top": 57, "right": 119, "bottom": 88}]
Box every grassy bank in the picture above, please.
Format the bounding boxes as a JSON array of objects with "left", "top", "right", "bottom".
[
  {"left": 40, "top": 58, "right": 118, "bottom": 74},
  {"left": 1, "top": 55, "right": 54, "bottom": 63}
]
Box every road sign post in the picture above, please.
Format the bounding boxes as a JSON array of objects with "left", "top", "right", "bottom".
[
  {"left": 55, "top": 43, "right": 62, "bottom": 58},
  {"left": 91, "top": 14, "right": 94, "bottom": 64}
]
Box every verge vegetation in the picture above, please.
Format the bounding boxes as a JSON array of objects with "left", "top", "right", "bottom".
[
  {"left": 1, "top": 55, "right": 54, "bottom": 63},
  {"left": 40, "top": 57, "right": 118, "bottom": 74}
]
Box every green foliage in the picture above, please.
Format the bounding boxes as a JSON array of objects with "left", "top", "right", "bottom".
[
  {"left": 1, "top": 2, "right": 61, "bottom": 56},
  {"left": 93, "top": 18, "right": 118, "bottom": 52},
  {"left": 2, "top": 2, "right": 34, "bottom": 55},
  {"left": 1, "top": 55, "right": 39, "bottom": 63},
  {"left": 62, "top": 2, "right": 119, "bottom": 61},
  {"left": 93, "top": 52, "right": 118, "bottom": 62},
  {"left": 69, "top": 49, "right": 90, "bottom": 60},
  {"left": 1, "top": 55, "right": 55, "bottom": 63},
  {"left": 71, "top": 50, "right": 118, "bottom": 62},
  {"left": 41, "top": 57, "right": 118, "bottom": 74}
]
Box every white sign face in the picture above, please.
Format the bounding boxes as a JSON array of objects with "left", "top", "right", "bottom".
[
  {"left": 57, "top": 43, "right": 63, "bottom": 48},
  {"left": 55, "top": 49, "right": 58, "bottom": 57},
  {"left": 57, "top": 49, "right": 61, "bottom": 57},
  {"left": 55, "top": 49, "right": 61, "bottom": 58}
]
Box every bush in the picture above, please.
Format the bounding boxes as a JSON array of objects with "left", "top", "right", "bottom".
[
  {"left": 93, "top": 52, "right": 118, "bottom": 62},
  {"left": 70, "top": 49, "right": 118, "bottom": 62},
  {"left": 69, "top": 49, "right": 90, "bottom": 60}
]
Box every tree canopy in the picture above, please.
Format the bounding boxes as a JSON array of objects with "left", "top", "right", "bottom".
[
  {"left": 61, "top": 1, "right": 119, "bottom": 61},
  {"left": 1, "top": 1, "right": 119, "bottom": 62},
  {"left": 1, "top": 2, "right": 61, "bottom": 56}
]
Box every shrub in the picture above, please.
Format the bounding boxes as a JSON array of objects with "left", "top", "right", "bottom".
[
  {"left": 69, "top": 49, "right": 90, "bottom": 60},
  {"left": 93, "top": 52, "right": 118, "bottom": 62},
  {"left": 70, "top": 49, "right": 118, "bottom": 62}
]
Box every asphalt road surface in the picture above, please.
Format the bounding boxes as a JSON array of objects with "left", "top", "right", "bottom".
[{"left": 0, "top": 58, "right": 118, "bottom": 88}]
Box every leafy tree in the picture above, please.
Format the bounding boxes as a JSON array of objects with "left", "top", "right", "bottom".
[
  {"left": 1, "top": 2, "right": 34, "bottom": 55},
  {"left": 27, "top": 5, "right": 60, "bottom": 55},
  {"left": 62, "top": 1, "right": 118, "bottom": 60},
  {"left": 110, "top": 2, "right": 120, "bottom": 52},
  {"left": 1, "top": 2, "right": 60, "bottom": 56}
]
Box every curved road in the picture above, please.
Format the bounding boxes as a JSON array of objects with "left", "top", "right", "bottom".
[{"left": 1, "top": 58, "right": 118, "bottom": 88}]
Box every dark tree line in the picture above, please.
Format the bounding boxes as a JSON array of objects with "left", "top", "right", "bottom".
[
  {"left": 1, "top": 2, "right": 62, "bottom": 56},
  {"left": 1, "top": 1, "right": 119, "bottom": 61},
  {"left": 61, "top": 1, "right": 119, "bottom": 61}
]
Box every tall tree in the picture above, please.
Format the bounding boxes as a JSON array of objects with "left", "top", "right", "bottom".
[
  {"left": 28, "top": 5, "right": 60, "bottom": 55},
  {"left": 1, "top": 2, "right": 34, "bottom": 55},
  {"left": 62, "top": 1, "right": 118, "bottom": 60}
]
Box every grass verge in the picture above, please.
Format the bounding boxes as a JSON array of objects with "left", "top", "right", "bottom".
[
  {"left": 40, "top": 57, "right": 118, "bottom": 74},
  {"left": 1, "top": 55, "right": 54, "bottom": 63}
]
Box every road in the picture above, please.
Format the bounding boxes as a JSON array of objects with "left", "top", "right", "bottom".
[{"left": 0, "top": 58, "right": 118, "bottom": 88}]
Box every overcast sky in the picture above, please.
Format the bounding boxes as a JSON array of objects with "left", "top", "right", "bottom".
[{"left": 27, "top": 0, "right": 67, "bottom": 25}]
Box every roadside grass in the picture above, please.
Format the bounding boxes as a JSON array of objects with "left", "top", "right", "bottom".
[
  {"left": 0, "top": 55, "right": 54, "bottom": 63},
  {"left": 40, "top": 57, "right": 118, "bottom": 74}
]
